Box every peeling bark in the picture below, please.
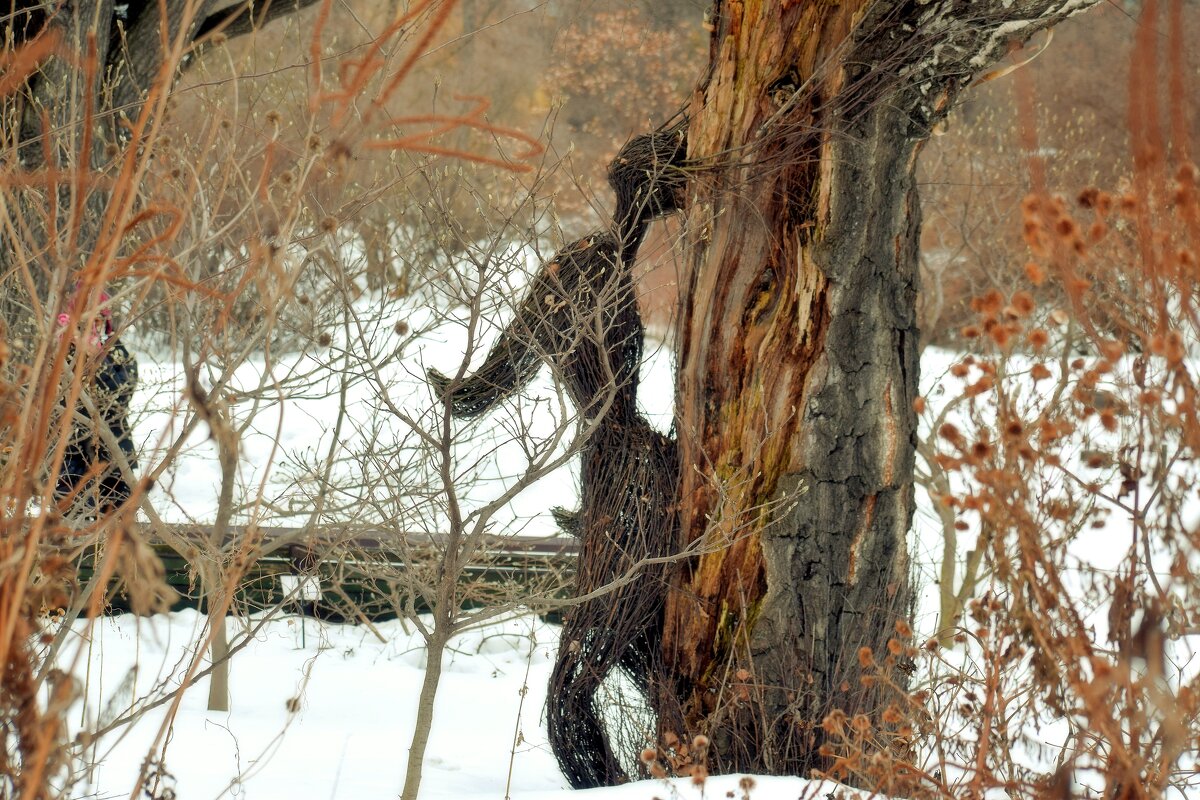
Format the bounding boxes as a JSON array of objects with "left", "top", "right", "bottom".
[{"left": 662, "top": 0, "right": 1104, "bottom": 775}]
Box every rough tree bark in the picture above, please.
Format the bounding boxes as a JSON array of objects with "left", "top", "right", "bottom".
[{"left": 661, "top": 0, "right": 1103, "bottom": 776}]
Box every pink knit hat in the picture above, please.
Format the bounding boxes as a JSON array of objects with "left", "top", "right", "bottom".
[{"left": 57, "top": 284, "right": 112, "bottom": 349}]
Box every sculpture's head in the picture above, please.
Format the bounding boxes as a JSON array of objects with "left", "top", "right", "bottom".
[{"left": 606, "top": 119, "right": 688, "bottom": 231}]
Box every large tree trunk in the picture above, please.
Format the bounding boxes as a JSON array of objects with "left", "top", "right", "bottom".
[
  {"left": 666, "top": 0, "right": 916, "bottom": 771},
  {"left": 661, "top": 0, "right": 1103, "bottom": 777}
]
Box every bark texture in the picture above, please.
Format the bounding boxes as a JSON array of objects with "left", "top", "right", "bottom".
[{"left": 663, "top": 0, "right": 1104, "bottom": 775}]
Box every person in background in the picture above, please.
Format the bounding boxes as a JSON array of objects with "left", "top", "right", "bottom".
[{"left": 55, "top": 286, "right": 139, "bottom": 516}]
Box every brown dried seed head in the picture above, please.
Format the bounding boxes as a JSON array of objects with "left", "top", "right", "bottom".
[
  {"left": 821, "top": 710, "right": 847, "bottom": 735},
  {"left": 972, "top": 289, "right": 1005, "bottom": 315},
  {"left": 857, "top": 646, "right": 874, "bottom": 667},
  {"left": 965, "top": 376, "right": 994, "bottom": 397},
  {"left": 1165, "top": 330, "right": 1186, "bottom": 364},
  {"left": 1024, "top": 261, "right": 1046, "bottom": 285},
  {"left": 1011, "top": 291, "right": 1036, "bottom": 316}
]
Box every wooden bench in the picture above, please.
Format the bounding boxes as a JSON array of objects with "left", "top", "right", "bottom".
[{"left": 79, "top": 524, "right": 580, "bottom": 621}]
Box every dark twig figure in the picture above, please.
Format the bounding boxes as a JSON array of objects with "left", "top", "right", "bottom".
[{"left": 428, "top": 120, "right": 688, "bottom": 788}]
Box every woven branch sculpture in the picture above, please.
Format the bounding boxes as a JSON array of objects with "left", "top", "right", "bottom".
[{"left": 428, "top": 119, "right": 688, "bottom": 788}]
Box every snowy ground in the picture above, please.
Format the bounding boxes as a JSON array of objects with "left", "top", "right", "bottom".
[
  {"left": 128, "top": 276, "right": 677, "bottom": 538},
  {"left": 63, "top": 271, "right": 1198, "bottom": 798},
  {"left": 62, "top": 297, "right": 854, "bottom": 798},
  {"left": 60, "top": 611, "right": 834, "bottom": 800},
  {"left": 72, "top": 277, "right": 808, "bottom": 799}
]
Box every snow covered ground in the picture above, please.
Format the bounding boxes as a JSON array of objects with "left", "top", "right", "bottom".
[
  {"left": 61, "top": 290, "right": 853, "bottom": 798},
  {"left": 69, "top": 275, "right": 784, "bottom": 799},
  {"left": 61, "top": 270, "right": 1198, "bottom": 798},
  {"left": 128, "top": 265, "right": 677, "bottom": 538},
  {"left": 60, "top": 611, "right": 834, "bottom": 800}
]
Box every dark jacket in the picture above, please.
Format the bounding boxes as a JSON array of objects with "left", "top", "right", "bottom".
[{"left": 56, "top": 338, "right": 139, "bottom": 512}]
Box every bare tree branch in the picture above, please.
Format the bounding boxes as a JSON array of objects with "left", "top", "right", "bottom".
[{"left": 194, "top": 0, "right": 325, "bottom": 45}]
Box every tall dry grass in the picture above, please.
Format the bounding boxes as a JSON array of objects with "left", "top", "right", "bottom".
[{"left": 0, "top": 2, "right": 542, "bottom": 795}]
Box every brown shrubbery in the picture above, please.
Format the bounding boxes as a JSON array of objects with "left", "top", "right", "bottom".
[
  {"left": 823, "top": 3, "right": 1200, "bottom": 797},
  {"left": 0, "top": 2, "right": 546, "bottom": 795},
  {"left": 917, "top": 1, "right": 1197, "bottom": 349}
]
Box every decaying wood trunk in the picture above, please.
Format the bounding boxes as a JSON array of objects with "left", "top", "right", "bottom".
[{"left": 661, "top": 0, "right": 1104, "bottom": 775}]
